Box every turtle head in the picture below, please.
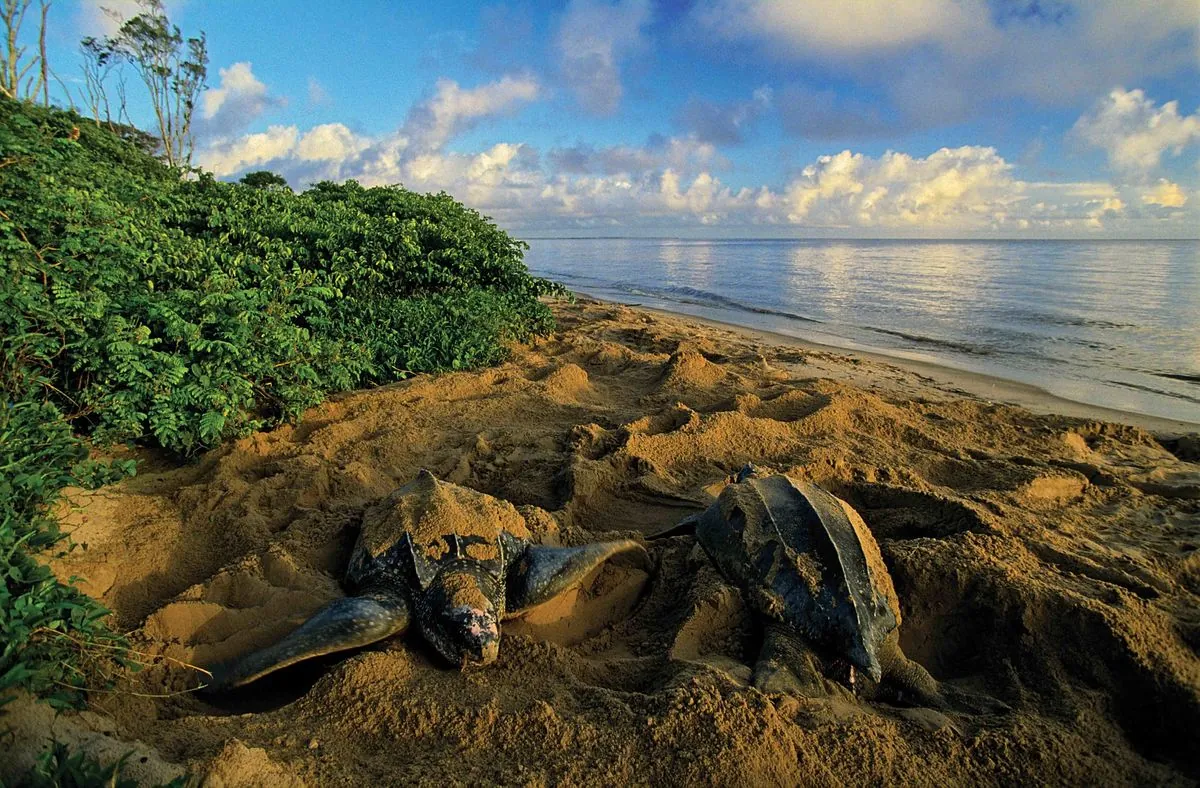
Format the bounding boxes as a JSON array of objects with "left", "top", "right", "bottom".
[
  {"left": 734, "top": 463, "right": 765, "bottom": 483},
  {"left": 418, "top": 568, "right": 502, "bottom": 668}
]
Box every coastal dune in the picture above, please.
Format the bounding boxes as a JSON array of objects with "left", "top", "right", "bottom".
[{"left": 9, "top": 299, "right": 1199, "bottom": 785}]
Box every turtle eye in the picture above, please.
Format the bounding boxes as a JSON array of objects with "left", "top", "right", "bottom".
[{"left": 727, "top": 506, "right": 746, "bottom": 534}]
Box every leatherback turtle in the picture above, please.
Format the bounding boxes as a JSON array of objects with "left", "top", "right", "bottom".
[
  {"left": 207, "top": 470, "right": 645, "bottom": 689},
  {"left": 660, "top": 466, "right": 973, "bottom": 709}
]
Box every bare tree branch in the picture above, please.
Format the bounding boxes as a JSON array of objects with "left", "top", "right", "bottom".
[
  {"left": 85, "top": 1, "right": 207, "bottom": 167},
  {"left": 0, "top": 0, "right": 50, "bottom": 103}
]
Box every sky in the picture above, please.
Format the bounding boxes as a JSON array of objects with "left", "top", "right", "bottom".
[{"left": 41, "top": 0, "right": 1200, "bottom": 238}]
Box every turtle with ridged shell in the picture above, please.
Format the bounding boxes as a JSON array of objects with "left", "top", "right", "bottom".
[
  {"left": 207, "top": 470, "right": 645, "bottom": 689},
  {"left": 659, "top": 466, "right": 1003, "bottom": 712}
]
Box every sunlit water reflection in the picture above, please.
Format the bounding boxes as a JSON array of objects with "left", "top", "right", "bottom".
[{"left": 525, "top": 238, "right": 1200, "bottom": 424}]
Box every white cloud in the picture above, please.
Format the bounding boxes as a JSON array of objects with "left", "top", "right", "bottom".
[
  {"left": 691, "top": 1, "right": 1199, "bottom": 126},
  {"left": 194, "top": 74, "right": 1198, "bottom": 236},
  {"left": 555, "top": 0, "right": 649, "bottom": 115},
  {"left": 1141, "top": 179, "right": 1189, "bottom": 208},
  {"left": 1085, "top": 197, "right": 1125, "bottom": 228},
  {"left": 199, "top": 73, "right": 542, "bottom": 187},
  {"left": 198, "top": 125, "right": 300, "bottom": 176},
  {"left": 200, "top": 62, "right": 284, "bottom": 137},
  {"left": 295, "top": 123, "right": 371, "bottom": 163},
  {"left": 783, "top": 146, "right": 1026, "bottom": 227},
  {"left": 402, "top": 75, "right": 541, "bottom": 152},
  {"left": 199, "top": 122, "right": 1178, "bottom": 234},
  {"left": 1023, "top": 181, "right": 1121, "bottom": 200},
  {"left": 1072, "top": 88, "right": 1200, "bottom": 172},
  {"left": 694, "top": 0, "right": 974, "bottom": 56}
]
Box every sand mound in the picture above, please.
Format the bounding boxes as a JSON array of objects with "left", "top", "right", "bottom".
[
  {"left": 199, "top": 740, "right": 308, "bottom": 788},
  {"left": 536, "top": 362, "right": 594, "bottom": 403},
  {"left": 6, "top": 299, "right": 1198, "bottom": 784}
]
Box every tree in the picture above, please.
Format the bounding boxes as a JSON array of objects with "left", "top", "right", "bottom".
[
  {"left": 239, "top": 170, "right": 291, "bottom": 190},
  {"left": 0, "top": 0, "right": 50, "bottom": 103},
  {"left": 82, "top": 0, "right": 207, "bottom": 168},
  {"left": 79, "top": 34, "right": 128, "bottom": 128}
]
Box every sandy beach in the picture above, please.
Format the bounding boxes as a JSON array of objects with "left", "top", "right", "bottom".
[
  {"left": 627, "top": 302, "right": 1200, "bottom": 437},
  {"left": 4, "top": 297, "right": 1199, "bottom": 785}
]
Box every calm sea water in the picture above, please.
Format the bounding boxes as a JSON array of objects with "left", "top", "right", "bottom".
[{"left": 524, "top": 238, "right": 1200, "bottom": 425}]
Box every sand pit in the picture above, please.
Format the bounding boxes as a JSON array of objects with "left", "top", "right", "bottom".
[{"left": 3, "top": 299, "right": 1199, "bottom": 785}]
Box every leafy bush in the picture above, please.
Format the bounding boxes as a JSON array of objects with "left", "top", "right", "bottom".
[
  {"left": 0, "top": 398, "right": 128, "bottom": 709},
  {"left": 1, "top": 97, "right": 564, "bottom": 455},
  {"left": 0, "top": 94, "right": 564, "bottom": 709},
  {"left": 238, "top": 169, "right": 289, "bottom": 190}
]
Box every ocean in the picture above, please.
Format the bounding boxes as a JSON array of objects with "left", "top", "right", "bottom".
[{"left": 524, "top": 238, "right": 1200, "bottom": 425}]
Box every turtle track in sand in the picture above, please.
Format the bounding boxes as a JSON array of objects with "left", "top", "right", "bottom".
[{"left": 4, "top": 300, "right": 1198, "bottom": 785}]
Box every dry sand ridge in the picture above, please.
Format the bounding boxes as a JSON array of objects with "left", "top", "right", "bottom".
[{"left": 4, "top": 299, "right": 1199, "bottom": 786}]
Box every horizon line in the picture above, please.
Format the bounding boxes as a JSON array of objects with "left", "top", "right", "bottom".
[{"left": 514, "top": 235, "right": 1200, "bottom": 243}]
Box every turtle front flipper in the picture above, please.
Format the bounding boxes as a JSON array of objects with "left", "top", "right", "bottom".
[
  {"left": 505, "top": 539, "right": 647, "bottom": 614},
  {"left": 205, "top": 587, "right": 411, "bottom": 691}
]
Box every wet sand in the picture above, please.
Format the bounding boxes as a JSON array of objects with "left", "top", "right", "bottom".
[
  {"left": 3, "top": 298, "right": 1198, "bottom": 785},
  {"left": 628, "top": 301, "right": 1200, "bottom": 436}
]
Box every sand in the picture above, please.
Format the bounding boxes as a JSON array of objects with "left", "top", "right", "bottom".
[{"left": 3, "top": 298, "right": 1199, "bottom": 786}]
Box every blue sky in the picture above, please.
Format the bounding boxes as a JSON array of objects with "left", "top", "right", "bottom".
[{"left": 43, "top": 0, "right": 1200, "bottom": 237}]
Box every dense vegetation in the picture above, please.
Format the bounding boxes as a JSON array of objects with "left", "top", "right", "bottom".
[{"left": 0, "top": 95, "right": 564, "bottom": 708}]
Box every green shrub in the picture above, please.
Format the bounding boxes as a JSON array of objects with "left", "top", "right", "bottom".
[
  {"left": 0, "top": 94, "right": 565, "bottom": 708},
  {"left": 0, "top": 397, "right": 128, "bottom": 709},
  {"left": 1, "top": 98, "right": 564, "bottom": 455}
]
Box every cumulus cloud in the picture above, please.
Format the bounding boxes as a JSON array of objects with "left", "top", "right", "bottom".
[
  {"left": 198, "top": 73, "right": 544, "bottom": 188},
  {"left": 200, "top": 62, "right": 285, "bottom": 137},
  {"left": 295, "top": 123, "right": 370, "bottom": 163},
  {"left": 401, "top": 75, "right": 541, "bottom": 152},
  {"left": 1141, "top": 179, "right": 1189, "bottom": 208},
  {"left": 690, "top": 0, "right": 1199, "bottom": 129},
  {"left": 200, "top": 119, "right": 1174, "bottom": 234},
  {"left": 199, "top": 126, "right": 300, "bottom": 176},
  {"left": 1072, "top": 88, "right": 1200, "bottom": 173},
  {"left": 1084, "top": 197, "right": 1125, "bottom": 228},
  {"left": 194, "top": 73, "right": 1197, "bottom": 235},
  {"left": 675, "top": 87, "right": 772, "bottom": 145},
  {"left": 555, "top": 0, "right": 649, "bottom": 115},
  {"left": 782, "top": 146, "right": 1026, "bottom": 227}
]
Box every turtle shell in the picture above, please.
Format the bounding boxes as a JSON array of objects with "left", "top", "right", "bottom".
[
  {"left": 694, "top": 472, "right": 899, "bottom": 677},
  {"left": 347, "top": 470, "right": 532, "bottom": 593}
]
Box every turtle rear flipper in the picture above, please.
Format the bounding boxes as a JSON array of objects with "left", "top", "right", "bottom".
[
  {"left": 878, "top": 640, "right": 1010, "bottom": 714},
  {"left": 648, "top": 513, "right": 702, "bottom": 540},
  {"left": 205, "top": 588, "right": 410, "bottom": 691},
  {"left": 505, "top": 540, "right": 646, "bottom": 614}
]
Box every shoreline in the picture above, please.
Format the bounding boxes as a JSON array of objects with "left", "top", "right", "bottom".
[{"left": 573, "top": 294, "right": 1200, "bottom": 436}]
